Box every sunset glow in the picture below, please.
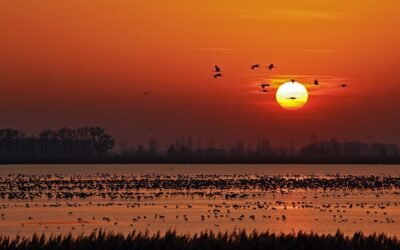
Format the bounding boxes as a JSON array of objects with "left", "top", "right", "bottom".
[{"left": 1, "top": 0, "right": 400, "bottom": 145}]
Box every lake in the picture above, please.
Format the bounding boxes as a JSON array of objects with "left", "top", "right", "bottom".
[{"left": 0, "top": 164, "right": 399, "bottom": 237}]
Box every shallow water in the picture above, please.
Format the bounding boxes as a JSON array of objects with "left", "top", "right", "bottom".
[
  {"left": 1, "top": 164, "right": 400, "bottom": 176},
  {"left": 0, "top": 164, "right": 400, "bottom": 237}
]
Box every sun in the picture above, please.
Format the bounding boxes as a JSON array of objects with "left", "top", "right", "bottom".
[{"left": 276, "top": 81, "right": 308, "bottom": 110}]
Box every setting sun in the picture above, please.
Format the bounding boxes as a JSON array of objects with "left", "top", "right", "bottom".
[{"left": 276, "top": 82, "right": 308, "bottom": 110}]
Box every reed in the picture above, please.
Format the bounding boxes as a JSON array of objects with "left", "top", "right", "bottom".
[{"left": 0, "top": 230, "right": 399, "bottom": 250}]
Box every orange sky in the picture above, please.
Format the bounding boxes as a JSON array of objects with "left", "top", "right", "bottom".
[{"left": 1, "top": 0, "right": 400, "bottom": 147}]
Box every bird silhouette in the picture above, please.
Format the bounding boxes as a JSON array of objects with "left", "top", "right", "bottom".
[
  {"left": 290, "top": 79, "right": 295, "bottom": 83},
  {"left": 314, "top": 80, "right": 319, "bottom": 85},
  {"left": 259, "top": 83, "right": 270, "bottom": 88},
  {"left": 213, "top": 73, "right": 222, "bottom": 78},
  {"left": 251, "top": 64, "right": 260, "bottom": 70},
  {"left": 260, "top": 89, "right": 268, "bottom": 93},
  {"left": 288, "top": 97, "right": 297, "bottom": 100},
  {"left": 144, "top": 91, "right": 151, "bottom": 95},
  {"left": 214, "top": 65, "right": 221, "bottom": 72},
  {"left": 341, "top": 84, "right": 348, "bottom": 88},
  {"left": 267, "top": 64, "right": 275, "bottom": 70}
]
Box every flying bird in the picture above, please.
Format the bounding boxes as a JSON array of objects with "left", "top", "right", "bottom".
[
  {"left": 341, "top": 84, "right": 348, "bottom": 88},
  {"left": 213, "top": 73, "right": 222, "bottom": 78},
  {"left": 290, "top": 79, "right": 295, "bottom": 83},
  {"left": 214, "top": 65, "right": 221, "bottom": 72},
  {"left": 259, "top": 83, "right": 270, "bottom": 88},
  {"left": 144, "top": 91, "right": 151, "bottom": 95},
  {"left": 288, "top": 97, "right": 297, "bottom": 100},
  {"left": 251, "top": 64, "right": 260, "bottom": 70},
  {"left": 260, "top": 89, "right": 268, "bottom": 93},
  {"left": 314, "top": 80, "right": 319, "bottom": 85},
  {"left": 267, "top": 64, "right": 275, "bottom": 70}
]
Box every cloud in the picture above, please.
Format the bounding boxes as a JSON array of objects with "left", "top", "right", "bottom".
[
  {"left": 233, "top": 9, "right": 343, "bottom": 21},
  {"left": 184, "top": 48, "right": 234, "bottom": 51},
  {"left": 249, "top": 75, "right": 353, "bottom": 90},
  {"left": 300, "top": 49, "right": 334, "bottom": 53},
  {"left": 274, "top": 75, "right": 338, "bottom": 78}
]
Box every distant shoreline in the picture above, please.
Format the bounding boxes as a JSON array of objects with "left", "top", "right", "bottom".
[{"left": 2, "top": 157, "right": 400, "bottom": 165}]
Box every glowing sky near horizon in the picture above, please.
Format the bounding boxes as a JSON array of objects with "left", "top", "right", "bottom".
[{"left": 1, "top": 0, "right": 400, "bottom": 147}]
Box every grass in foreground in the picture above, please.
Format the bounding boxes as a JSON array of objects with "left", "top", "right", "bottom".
[{"left": 0, "top": 230, "right": 399, "bottom": 250}]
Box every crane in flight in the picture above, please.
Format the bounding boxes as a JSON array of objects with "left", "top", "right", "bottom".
[
  {"left": 267, "top": 64, "right": 275, "bottom": 70},
  {"left": 214, "top": 65, "right": 221, "bottom": 72},
  {"left": 213, "top": 73, "right": 222, "bottom": 78}
]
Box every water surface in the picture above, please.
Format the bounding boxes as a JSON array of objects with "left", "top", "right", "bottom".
[{"left": 0, "top": 164, "right": 399, "bottom": 237}]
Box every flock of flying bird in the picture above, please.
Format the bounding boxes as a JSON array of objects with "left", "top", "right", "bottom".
[
  {"left": 212, "top": 64, "right": 348, "bottom": 96},
  {"left": 144, "top": 64, "right": 348, "bottom": 97},
  {"left": 213, "top": 63, "right": 276, "bottom": 79}
]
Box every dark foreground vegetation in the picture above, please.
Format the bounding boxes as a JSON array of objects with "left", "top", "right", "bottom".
[
  {"left": 0, "top": 127, "right": 400, "bottom": 164},
  {"left": 0, "top": 230, "right": 399, "bottom": 250}
]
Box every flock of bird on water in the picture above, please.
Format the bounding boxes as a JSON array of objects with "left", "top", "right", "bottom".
[
  {"left": 212, "top": 64, "right": 348, "bottom": 97},
  {"left": 0, "top": 174, "right": 398, "bottom": 233}
]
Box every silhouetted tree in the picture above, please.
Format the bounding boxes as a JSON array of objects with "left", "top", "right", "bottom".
[
  {"left": 70, "top": 127, "right": 115, "bottom": 156},
  {"left": 0, "top": 129, "right": 25, "bottom": 139},
  {"left": 87, "top": 127, "right": 115, "bottom": 156},
  {"left": 0, "top": 127, "right": 115, "bottom": 161},
  {"left": 148, "top": 139, "right": 159, "bottom": 158},
  {"left": 300, "top": 139, "right": 399, "bottom": 158}
]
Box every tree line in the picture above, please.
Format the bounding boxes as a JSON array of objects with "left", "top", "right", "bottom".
[
  {"left": 300, "top": 137, "right": 398, "bottom": 158},
  {"left": 118, "top": 137, "right": 400, "bottom": 164},
  {"left": 0, "top": 128, "right": 399, "bottom": 163},
  {"left": 0, "top": 127, "right": 115, "bottom": 162}
]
